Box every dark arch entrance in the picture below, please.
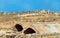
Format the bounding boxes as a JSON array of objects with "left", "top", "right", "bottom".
[
  {"left": 15, "top": 24, "right": 23, "bottom": 32},
  {"left": 24, "top": 28, "right": 36, "bottom": 34}
]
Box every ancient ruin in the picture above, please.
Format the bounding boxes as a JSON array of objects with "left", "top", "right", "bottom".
[{"left": 0, "top": 10, "right": 60, "bottom": 38}]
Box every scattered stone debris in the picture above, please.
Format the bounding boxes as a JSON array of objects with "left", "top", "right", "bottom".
[{"left": 0, "top": 10, "right": 60, "bottom": 38}]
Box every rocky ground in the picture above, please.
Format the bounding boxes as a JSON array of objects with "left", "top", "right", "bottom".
[{"left": 0, "top": 10, "right": 60, "bottom": 38}]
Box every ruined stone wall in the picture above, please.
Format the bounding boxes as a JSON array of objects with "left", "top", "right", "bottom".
[{"left": 0, "top": 10, "right": 60, "bottom": 38}]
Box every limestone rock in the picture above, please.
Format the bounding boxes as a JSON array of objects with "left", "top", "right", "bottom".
[{"left": 0, "top": 10, "right": 60, "bottom": 38}]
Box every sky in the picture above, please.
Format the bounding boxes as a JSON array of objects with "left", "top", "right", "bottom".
[{"left": 0, "top": 0, "right": 60, "bottom": 12}]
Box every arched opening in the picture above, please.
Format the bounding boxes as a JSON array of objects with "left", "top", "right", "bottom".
[
  {"left": 15, "top": 24, "right": 23, "bottom": 32},
  {"left": 24, "top": 28, "right": 36, "bottom": 34}
]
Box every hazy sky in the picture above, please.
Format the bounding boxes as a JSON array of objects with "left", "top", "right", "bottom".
[{"left": 0, "top": 0, "right": 60, "bottom": 12}]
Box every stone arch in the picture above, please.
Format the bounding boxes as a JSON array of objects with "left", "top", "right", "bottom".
[{"left": 24, "top": 28, "right": 36, "bottom": 34}]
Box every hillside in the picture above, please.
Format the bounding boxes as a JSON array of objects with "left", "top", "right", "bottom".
[{"left": 0, "top": 10, "right": 60, "bottom": 38}]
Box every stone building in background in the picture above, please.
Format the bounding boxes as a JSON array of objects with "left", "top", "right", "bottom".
[{"left": 0, "top": 10, "right": 60, "bottom": 38}]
